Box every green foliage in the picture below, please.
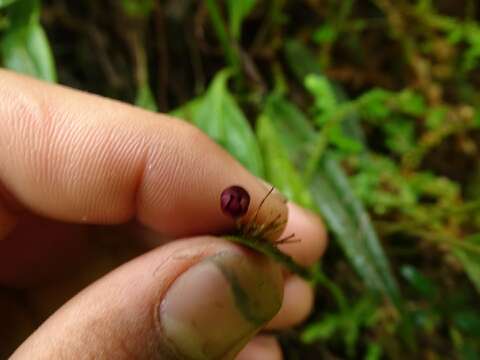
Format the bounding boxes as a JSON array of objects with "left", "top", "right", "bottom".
[
  {"left": 448, "top": 22, "right": 480, "bottom": 73},
  {"left": 257, "top": 125, "right": 308, "bottom": 206},
  {"left": 227, "top": 0, "right": 257, "bottom": 40},
  {"left": 170, "top": 97, "right": 203, "bottom": 121},
  {"left": 401, "top": 265, "right": 438, "bottom": 300},
  {"left": 305, "top": 74, "right": 363, "bottom": 160},
  {"left": 278, "top": 45, "right": 403, "bottom": 309},
  {"left": 301, "top": 294, "right": 379, "bottom": 356},
  {"left": 261, "top": 94, "right": 316, "bottom": 169},
  {"left": 383, "top": 117, "right": 416, "bottom": 155},
  {"left": 174, "top": 70, "right": 264, "bottom": 177},
  {"left": 0, "top": 0, "right": 56, "bottom": 82},
  {"left": 265, "top": 62, "right": 402, "bottom": 309},
  {"left": 284, "top": 39, "right": 323, "bottom": 80},
  {"left": 205, "top": 0, "right": 240, "bottom": 73},
  {"left": 426, "top": 106, "right": 448, "bottom": 130},
  {"left": 0, "top": 0, "right": 19, "bottom": 8},
  {"left": 120, "top": 0, "right": 153, "bottom": 18},
  {"left": 312, "top": 23, "right": 336, "bottom": 44},
  {"left": 135, "top": 81, "right": 158, "bottom": 112},
  {"left": 365, "top": 343, "right": 382, "bottom": 360},
  {"left": 452, "top": 235, "right": 480, "bottom": 294},
  {"left": 305, "top": 74, "right": 338, "bottom": 116},
  {"left": 256, "top": 112, "right": 313, "bottom": 208}
]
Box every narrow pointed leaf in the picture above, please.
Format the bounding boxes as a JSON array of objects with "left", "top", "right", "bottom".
[
  {"left": 310, "top": 155, "right": 402, "bottom": 307},
  {"left": 135, "top": 81, "right": 158, "bottom": 112},
  {"left": 186, "top": 70, "right": 264, "bottom": 176},
  {"left": 256, "top": 112, "right": 313, "bottom": 208},
  {"left": 452, "top": 235, "right": 480, "bottom": 294},
  {"left": 0, "top": 0, "right": 18, "bottom": 8},
  {"left": 1, "top": 0, "right": 56, "bottom": 82}
]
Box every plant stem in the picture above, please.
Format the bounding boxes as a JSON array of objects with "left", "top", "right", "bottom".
[
  {"left": 205, "top": 0, "right": 240, "bottom": 73},
  {"left": 429, "top": 234, "right": 480, "bottom": 255},
  {"left": 377, "top": 221, "right": 480, "bottom": 255},
  {"left": 226, "top": 235, "right": 313, "bottom": 281},
  {"left": 313, "top": 266, "right": 349, "bottom": 312}
]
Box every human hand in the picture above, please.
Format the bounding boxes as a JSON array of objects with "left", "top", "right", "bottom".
[{"left": 0, "top": 70, "right": 327, "bottom": 359}]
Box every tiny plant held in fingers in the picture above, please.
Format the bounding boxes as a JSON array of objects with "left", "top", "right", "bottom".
[{"left": 220, "top": 185, "right": 312, "bottom": 280}]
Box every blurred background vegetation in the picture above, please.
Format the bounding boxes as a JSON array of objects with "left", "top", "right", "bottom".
[{"left": 1, "top": 0, "right": 480, "bottom": 358}]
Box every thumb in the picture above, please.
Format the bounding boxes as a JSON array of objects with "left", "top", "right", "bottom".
[{"left": 11, "top": 237, "right": 283, "bottom": 360}]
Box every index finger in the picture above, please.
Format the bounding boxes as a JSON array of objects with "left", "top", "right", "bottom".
[{"left": 0, "top": 70, "right": 286, "bottom": 239}]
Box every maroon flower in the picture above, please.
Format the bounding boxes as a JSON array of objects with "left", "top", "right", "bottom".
[{"left": 220, "top": 185, "right": 250, "bottom": 218}]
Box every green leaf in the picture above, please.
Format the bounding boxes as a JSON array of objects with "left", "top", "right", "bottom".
[
  {"left": 171, "top": 73, "right": 263, "bottom": 177},
  {"left": 301, "top": 294, "right": 379, "bottom": 352},
  {"left": 459, "top": 343, "right": 480, "bottom": 360},
  {"left": 365, "top": 343, "right": 383, "bottom": 360},
  {"left": 304, "top": 75, "right": 364, "bottom": 160},
  {"left": 262, "top": 94, "right": 316, "bottom": 168},
  {"left": 426, "top": 106, "right": 448, "bottom": 130},
  {"left": 284, "top": 39, "right": 323, "bottom": 81},
  {"left": 452, "top": 235, "right": 480, "bottom": 294},
  {"left": 205, "top": 0, "right": 240, "bottom": 72},
  {"left": 0, "top": 0, "right": 18, "bottom": 9},
  {"left": 284, "top": 40, "right": 367, "bottom": 152},
  {"left": 301, "top": 314, "right": 341, "bottom": 343},
  {"left": 400, "top": 265, "right": 438, "bottom": 299},
  {"left": 170, "top": 97, "right": 204, "bottom": 121},
  {"left": 310, "top": 154, "right": 402, "bottom": 307},
  {"left": 395, "top": 90, "right": 426, "bottom": 116},
  {"left": 328, "top": 124, "right": 363, "bottom": 153},
  {"left": 256, "top": 113, "right": 313, "bottom": 208},
  {"left": 473, "top": 109, "right": 480, "bottom": 128},
  {"left": 283, "top": 35, "right": 364, "bottom": 152},
  {"left": 120, "top": 0, "right": 154, "bottom": 18},
  {"left": 305, "top": 74, "right": 338, "bottom": 116},
  {"left": 383, "top": 117, "right": 416, "bottom": 155},
  {"left": 1, "top": 23, "right": 56, "bottom": 82},
  {"left": 135, "top": 81, "right": 158, "bottom": 112},
  {"left": 1, "top": 0, "right": 56, "bottom": 82},
  {"left": 227, "top": 0, "right": 257, "bottom": 40},
  {"left": 358, "top": 88, "right": 392, "bottom": 120},
  {"left": 192, "top": 70, "right": 264, "bottom": 177},
  {"left": 453, "top": 309, "right": 480, "bottom": 335},
  {"left": 313, "top": 23, "right": 337, "bottom": 44}
]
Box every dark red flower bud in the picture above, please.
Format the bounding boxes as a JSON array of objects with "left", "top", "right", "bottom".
[{"left": 220, "top": 185, "right": 250, "bottom": 219}]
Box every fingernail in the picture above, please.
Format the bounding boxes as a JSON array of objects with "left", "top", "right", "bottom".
[{"left": 159, "top": 250, "right": 283, "bottom": 360}]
